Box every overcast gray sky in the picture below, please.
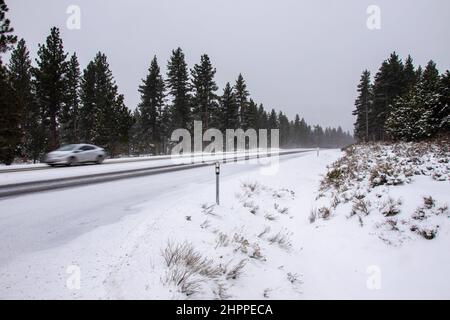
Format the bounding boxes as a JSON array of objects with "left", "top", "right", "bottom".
[{"left": 6, "top": 0, "right": 450, "bottom": 132}]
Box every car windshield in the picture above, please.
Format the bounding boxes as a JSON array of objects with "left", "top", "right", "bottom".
[{"left": 56, "top": 144, "right": 78, "bottom": 151}]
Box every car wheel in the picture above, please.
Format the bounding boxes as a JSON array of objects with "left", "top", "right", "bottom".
[
  {"left": 96, "top": 155, "right": 104, "bottom": 164},
  {"left": 66, "top": 156, "right": 77, "bottom": 166}
]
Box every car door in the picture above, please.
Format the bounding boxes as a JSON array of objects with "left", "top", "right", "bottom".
[
  {"left": 75, "top": 145, "right": 89, "bottom": 162},
  {"left": 85, "top": 145, "right": 97, "bottom": 162}
]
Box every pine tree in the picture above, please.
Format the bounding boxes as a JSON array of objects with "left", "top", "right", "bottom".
[
  {"left": 417, "top": 61, "right": 443, "bottom": 136},
  {"left": 191, "top": 54, "right": 218, "bottom": 130},
  {"left": 268, "top": 109, "right": 278, "bottom": 129},
  {"left": 312, "top": 125, "right": 325, "bottom": 147},
  {"left": 0, "top": 61, "right": 19, "bottom": 164},
  {"left": 0, "top": 0, "right": 16, "bottom": 56},
  {"left": 166, "top": 47, "right": 191, "bottom": 130},
  {"left": 278, "top": 111, "right": 290, "bottom": 147},
  {"left": 79, "top": 52, "right": 133, "bottom": 156},
  {"left": 0, "top": 0, "right": 19, "bottom": 164},
  {"left": 139, "top": 56, "right": 165, "bottom": 153},
  {"left": 234, "top": 73, "right": 249, "bottom": 129},
  {"left": 34, "top": 27, "right": 68, "bottom": 151},
  {"left": 247, "top": 99, "right": 258, "bottom": 130},
  {"left": 386, "top": 61, "right": 445, "bottom": 141},
  {"left": 292, "top": 114, "right": 301, "bottom": 146},
  {"left": 403, "top": 55, "right": 417, "bottom": 91},
  {"left": 129, "top": 108, "right": 144, "bottom": 154},
  {"left": 371, "top": 52, "right": 405, "bottom": 141},
  {"left": 111, "top": 94, "right": 134, "bottom": 155},
  {"left": 421, "top": 60, "right": 440, "bottom": 94},
  {"left": 219, "top": 82, "right": 238, "bottom": 131},
  {"left": 298, "top": 117, "right": 310, "bottom": 146},
  {"left": 438, "top": 71, "right": 450, "bottom": 133},
  {"left": 352, "top": 70, "right": 372, "bottom": 142},
  {"left": 79, "top": 60, "right": 97, "bottom": 143},
  {"left": 386, "top": 86, "right": 430, "bottom": 141},
  {"left": 60, "top": 53, "right": 80, "bottom": 144},
  {"left": 256, "top": 104, "right": 268, "bottom": 130},
  {"left": 8, "top": 39, "right": 43, "bottom": 161}
]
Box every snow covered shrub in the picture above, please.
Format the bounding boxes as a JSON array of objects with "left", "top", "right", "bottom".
[
  {"left": 351, "top": 197, "right": 371, "bottom": 217},
  {"left": 274, "top": 203, "right": 289, "bottom": 214},
  {"left": 264, "top": 212, "right": 277, "bottom": 221},
  {"left": 162, "top": 241, "right": 223, "bottom": 297},
  {"left": 423, "top": 196, "right": 435, "bottom": 209},
  {"left": 287, "top": 272, "right": 301, "bottom": 285},
  {"left": 316, "top": 141, "right": 449, "bottom": 244},
  {"left": 323, "top": 168, "right": 344, "bottom": 190},
  {"left": 241, "top": 181, "right": 262, "bottom": 196},
  {"left": 215, "top": 232, "right": 230, "bottom": 248},
  {"left": 267, "top": 228, "right": 293, "bottom": 250},
  {"left": 410, "top": 225, "right": 438, "bottom": 240},
  {"left": 201, "top": 203, "right": 216, "bottom": 216},
  {"left": 257, "top": 226, "right": 271, "bottom": 238},
  {"left": 232, "top": 233, "right": 250, "bottom": 254},
  {"left": 249, "top": 244, "right": 264, "bottom": 260},
  {"left": 242, "top": 200, "right": 259, "bottom": 214},
  {"left": 272, "top": 188, "right": 295, "bottom": 199},
  {"left": 224, "top": 259, "right": 247, "bottom": 280},
  {"left": 318, "top": 206, "right": 331, "bottom": 219},
  {"left": 380, "top": 197, "right": 402, "bottom": 217}
]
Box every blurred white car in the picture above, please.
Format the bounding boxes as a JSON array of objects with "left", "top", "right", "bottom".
[{"left": 44, "top": 144, "right": 106, "bottom": 166}]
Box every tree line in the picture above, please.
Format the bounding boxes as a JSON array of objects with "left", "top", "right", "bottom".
[
  {"left": 353, "top": 52, "right": 449, "bottom": 142},
  {"left": 0, "top": 1, "right": 352, "bottom": 165}
]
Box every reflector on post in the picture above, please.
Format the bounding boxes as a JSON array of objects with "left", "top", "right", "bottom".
[{"left": 215, "top": 162, "right": 220, "bottom": 205}]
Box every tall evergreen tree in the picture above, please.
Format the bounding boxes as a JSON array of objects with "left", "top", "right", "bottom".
[
  {"left": 8, "top": 39, "right": 43, "bottom": 161},
  {"left": 438, "top": 71, "right": 450, "bottom": 133},
  {"left": 34, "top": 27, "right": 68, "bottom": 151},
  {"left": 166, "top": 47, "right": 191, "bottom": 130},
  {"left": 79, "top": 52, "right": 133, "bottom": 156},
  {"left": 421, "top": 60, "right": 440, "bottom": 94},
  {"left": 0, "top": 60, "right": 19, "bottom": 164},
  {"left": 219, "top": 82, "right": 238, "bottom": 130},
  {"left": 278, "top": 111, "right": 290, "bottom": 147},
  {"left": 419, "top": 60, "right": 444, "bottom": 135},
  {"left": 0, "top": 0, "right": 18, "bottom": 164},
  {"left": 371, "top": 52, "right": 405, "bottom": 141},
  {"left": 247, "top": 98, "right": 258, "bottom": 130},
  {"left": 139, "top": 56, "right": 165, "bottom": 153},
  {"left": 60, "top": 53, "right": 80, "bottom": 144},
  {"left": 111, "top": 94, "right": 134, "bottom": 155},
  {"left": 234, "top": 73, "right": 249, "bottom": 129},
  {"left": 292, "top": 114, "right": 301, "bottom": 146},
  {"left": 403, "top": 55, "right": 417, "bottom": 91},
  {"left": 191, "top": 54, "right": 218, "bottom": 130},
  {"left": 79, "top": 60, "right": 97, "bottom": 143},
  {"left": 352, "top": 70, "right": 372, "bottom": 142},
  {"left": 129, "top": 108, "right": 144, "bottom": 154},
  {"left": 0, "top": 0, "right": 16, "bottom": 56},
  {"left": 312, "top": 125, "right": 325, "bottom": 147},
  {"left": 256, "top": 104, "right": 268, "bottom": 130}
]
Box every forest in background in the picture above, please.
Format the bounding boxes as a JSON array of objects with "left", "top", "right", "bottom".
[{"left": 0, "top": 1, "right": 352, "bottom": 165}]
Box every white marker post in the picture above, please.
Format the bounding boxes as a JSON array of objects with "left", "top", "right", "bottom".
[{"left": 215, "top": 162, "right": 220, "bottom": 205}]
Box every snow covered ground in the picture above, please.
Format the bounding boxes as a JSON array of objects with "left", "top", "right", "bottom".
[{"left": 0, "top": 146, "right": 449, "bottom": 299}]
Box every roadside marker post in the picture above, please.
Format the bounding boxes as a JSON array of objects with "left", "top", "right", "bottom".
[{"left": 215, "top": 162, "right": 220, "bottom": 205}]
